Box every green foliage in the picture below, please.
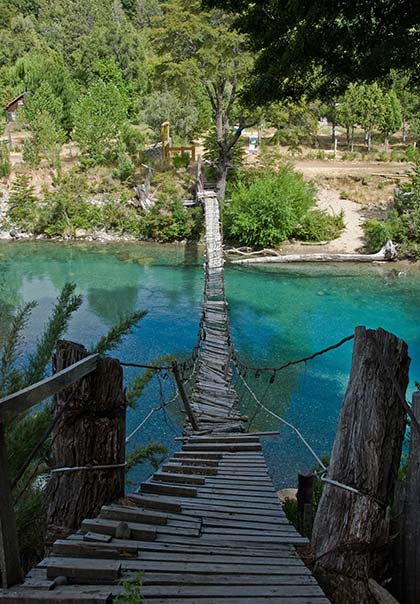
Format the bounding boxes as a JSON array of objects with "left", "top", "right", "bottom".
[
  {"left": 126, "top": 443, "right": 167, "bottom": 474},
  {"left": 141, "top": 201, "right": 203, "bottom": 243},
  {"left": 363, "top": 161, "right": 420, "bottom": 258},
  {"left": 92, "top": 310, "right": 148, "bottom": 355},
  {"left": 205, "top": 0, "right": 420, "bottom": 103},
  {"left": 73, "top": 79, "right": 129, "bottom": 165},
  {"left": 25, "top": 282, "right": 82, "bottom": 385},
  {"left": 126, "top": 355, "right": 174, "bottom": 408},
  {"left": 8, "top": 175, "right": 39, "bottom": 231},
  {"left": 0, "top": 278, "right": 152, "bottom": 572},
  {"left": 295, "top": 209, "right": 345, "bottom": 242},
  {"left": 115, "top": 571, "right": 144, "bottom": 604},
  {"left": 266, "top": 101, "right": 318, "bottom": 148},
  {"left": 224, "top": 168, "right": 342, "bottom": 248},
  {"left": 0, "top": 141, "right": 11, "bottom": 178}
]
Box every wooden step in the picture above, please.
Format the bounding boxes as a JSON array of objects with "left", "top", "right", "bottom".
[
  {"left": 81, "top": 518, "right": 156, "bottom": 542},
  {"left": 0, "top": 591, "right": 112, "bottom": 603},
  {"left": 42, "top": 557, "right": 121, "bottom": 584},
  {"left": 152, "top": 471, "right": 206, "bottom": 486},
  {"left": 99, "top": 504, "right": 167, "bottom": 526},
  {"left": 141, "top": 481, "right": 197, "bottom": 498},
  {"left": 127, "top": 494, "right": 182, "bottom": 513},
  {"left": 162, "top": 464, "right": 218, "bottom": 476},
  {"left": 53, "top": 539, "right": 137, "bottom": 559}
]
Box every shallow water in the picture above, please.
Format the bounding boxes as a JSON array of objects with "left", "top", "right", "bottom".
[{"left": 1, "top": 241, "right": 419, "bottom": 488}]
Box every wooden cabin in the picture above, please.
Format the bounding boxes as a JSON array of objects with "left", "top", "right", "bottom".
[{"left": 4, "top": 94, "right": 26, "bottom": 123}]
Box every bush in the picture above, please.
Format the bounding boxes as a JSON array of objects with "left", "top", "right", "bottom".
[
  {"left": 363, "top": 163, "right": 420, "bottom": 258},
  {"left": 141, "top": 200, "right": 203, "bottom": 242},
  {"left": 0, "top": 141, "right": 11, "bottom": 178},
  {"left": 224, "top": 168, "right": 343, "bottom": 247},
  {"left": 8, "top": 175, "right": 39, "bottom": 231},
  {"left": 295, "top": 209, "right": 345, "bottom": 242}
]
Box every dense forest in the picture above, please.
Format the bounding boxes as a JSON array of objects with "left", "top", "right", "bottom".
[{"left": 0, "top": 0, "right": 420, "bottom": 254}]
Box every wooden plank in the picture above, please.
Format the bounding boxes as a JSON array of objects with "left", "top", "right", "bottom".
[
  {"left": 83, "top": 533, "right": 112, "bottom": 544},
  {"left": 152, "top": 471, "right": 205, "bottom": 486},
  {"left": 134, "top": 540, "right": 296, "bottom": 557},
  {"left": 124, "top": 561, "right": 310, "bottom": 574},
  {"left": 138, "top": 584, "right": 327, "bottom": 597},
  {"left": 142, "top": 598, "right": 330, "bottom": 604},
  {"left": 141, "top": 482, "right": 197, "bottom": 498},
  {"left": 137, "top": 552, "right": 301, "bottom": 565},
  {"left": 99, "top": 505, "right": 167, "bottom": 526},
  {"left": 42, "top": 558, "right": 120, "bottom": 585},
  {"left": 0, "top": 591, "right": 113, "bottom": 603},
  {"left": 52, "top": 540, "right": 137, "bottom": 559},
  {"left": 0, "top": 355, "right": 99, "bottom": 421},
  {"left": 127, "top": 494, "right": 181, "bottom": 513},
  {"left": 136, "top": 572, "right": 317, "bottom": 586},
  {"left": 81, "top": 518, "right": 157, "bottom": 541},
  {"left": 0, "top": 423, "right": 22, "bottom": 588}
]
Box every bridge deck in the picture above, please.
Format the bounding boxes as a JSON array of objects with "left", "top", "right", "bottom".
[
  {"left": 2, "top": 437, "right": 329, "bottom": 603},
  {"left": 188, "top": 193, "right": 243, "bottom": 435},
  {"left": 0, "top": 183, "right": 329, "bottom": 603}
]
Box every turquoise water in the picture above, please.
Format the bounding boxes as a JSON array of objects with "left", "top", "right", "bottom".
[{"left": 1, "top": 241, "right": 419, "bottom": 488}]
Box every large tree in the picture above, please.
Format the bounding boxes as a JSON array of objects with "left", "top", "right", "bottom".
[
  {"left": 205, "top": 0, "right": 420, "bottom": 103},
  {"left": 151, "top": 0, "right": 255, "bottom": 200}
]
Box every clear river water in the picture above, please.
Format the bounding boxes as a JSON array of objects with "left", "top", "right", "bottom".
[{"left": 1, "top": 241, "right": 419, "bottom": 488}]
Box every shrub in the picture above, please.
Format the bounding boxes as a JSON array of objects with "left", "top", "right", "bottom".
[
  {"left": 8, "top": 175, "right": 39, "bottom": 231},
  {"left": 295, "top": 209, "right": 345, "bottom": 242},
  {"left": 141, "top": 200, "right": 203, "bottom": 242},
  {"left": 224, "top": 168, "right": 343, "bottom": 247},
  {"left": 0, "top": 141, "right": 11, "bottom": 178},
  {"left": 363, "top": 162, "right": 420, "bottom": 258}
]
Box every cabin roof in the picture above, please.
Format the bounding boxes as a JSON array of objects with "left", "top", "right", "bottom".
[{"left": 4, "top": 93, "right": 26, "bottom": 112}]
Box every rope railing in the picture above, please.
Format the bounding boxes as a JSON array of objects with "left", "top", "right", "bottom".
[
  {"left": 234, "top": 366, "right": 388, "bottom": 508},
  {"left": 231, "top": 334, "right": 355, "bottom": 378}
]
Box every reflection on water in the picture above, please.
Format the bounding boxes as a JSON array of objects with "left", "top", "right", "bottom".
[{"left": 0, "top": 240, "right": 419, "bottom": 487}]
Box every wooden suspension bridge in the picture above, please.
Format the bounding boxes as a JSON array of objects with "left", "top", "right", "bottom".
[{"left": 0, "top": 171, "right": 331, "bottom": 602}]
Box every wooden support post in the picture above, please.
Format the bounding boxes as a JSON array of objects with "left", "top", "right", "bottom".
[
  {"left": 172, "top": 362, "right": 199, "bottom": 432},
  {"left": 47, "top": 341, "right": 126, "bottom": 544},
  {"left": 0, "top": 424, "right": 22, "bottom": 588},
  {"left": 297, "top": 473, "right": 314, "bottom": 538},
  {"left": 311, "top": 327, "right": 410, "bottom": 604},
  {"left": 403, "top": 391, "right": 420, "bottom": 604}
]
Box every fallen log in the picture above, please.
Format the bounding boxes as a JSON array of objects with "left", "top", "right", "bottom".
[{"left": 231, "top": 240, "right": 397, "bottom": 264}]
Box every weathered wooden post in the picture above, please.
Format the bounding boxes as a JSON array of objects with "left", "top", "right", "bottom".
[
  {"left": 47, "top": 340, "right": 126, "bottom": 543},
  {"left": 297, "top": 473, "right": 314, "bottom": 538},
  {"left": 311, "top": 327, "right": 410, "bottom": 604},
  {"left": 172, "top": 361, "right": 199, "bottom": 431},
  {"left": 403, "top": 391, "right": 420, "bottom": 604},
  {"left": 0, "top": 425, "right": 22, "bottom": 587}
]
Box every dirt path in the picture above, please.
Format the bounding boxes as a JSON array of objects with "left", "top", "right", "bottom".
[{"left": 279, "top": 187, "right": 365, "bottom": 255}]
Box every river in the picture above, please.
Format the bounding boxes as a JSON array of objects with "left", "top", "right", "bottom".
[{"left": 1, "top": 241, "right": 419, "bottom": 488}]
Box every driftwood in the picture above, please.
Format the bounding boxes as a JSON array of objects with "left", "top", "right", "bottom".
[
  {"left": 231, "top": 240, "right": 398, "bottom": 264},
  {"left": 47, "top": 340, "right": 126, "bottom": 544},
  {"left": 311, "top": 327, "right": 410, "bottom": 604}
]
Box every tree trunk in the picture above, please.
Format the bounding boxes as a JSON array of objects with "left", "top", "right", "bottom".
[
  {"left": 402, "top": 118, "right": 407, "bottom": 144},
  {"left": 368, "top": 132, "right": 372, "bottom": 153},
  {"left": 47, "top": 340, "right": 126, "bottom": 544},
  {"left": 311, "top": 326, "right": 410, "bottom": 604},
  {"left": 216, "top": 159, "right": 228, "bottom": 203},
  {"left": 351, "top": 127, "right": 355, "bottom": 152},
  {"left": 346, "top": 126, "right": 350, "bottom": 149},
  {"left": 331, "top": 121, "right": 336, "bottom": 147},
  {"left": 385, "top": 135, "right": 389, "bottom": 152}
]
